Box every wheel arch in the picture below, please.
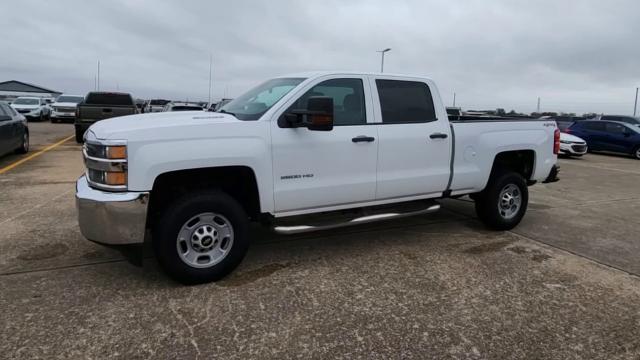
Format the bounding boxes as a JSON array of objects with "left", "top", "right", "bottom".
[
  {"left": 485, "top": 149, "right": 536, "bottom": 189},
  {"left": 147, "top": 166, "right": 262, "bottom": 230}
]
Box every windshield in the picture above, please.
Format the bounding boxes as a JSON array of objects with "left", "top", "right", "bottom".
[
  {"left": 56, "top": 96, "right": 84, "bottom": 103},
  {"left": 220, "top": 77, "right": 305, "bottom": 120},
  {"left": 150, "top": 99, "right": 170, "bottom": 105},
  {"left": 13, "top": 98, "right": 39, "bottom": 105}
]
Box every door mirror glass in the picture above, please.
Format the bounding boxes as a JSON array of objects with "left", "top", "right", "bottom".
[
  {"left": 306, "top": 97, "right": 334, "bottom": 131},
  {"left": 281, "top": 96, "right": 334, "bottom": 131}
]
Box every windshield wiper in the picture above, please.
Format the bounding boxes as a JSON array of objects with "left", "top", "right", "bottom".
[{"left": 217, "top": 109, "right": 236, "bottom": 117}]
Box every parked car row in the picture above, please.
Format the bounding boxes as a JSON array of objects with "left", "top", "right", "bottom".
[{"left": 544, "top": 115, "right": 640, "bottom": 160}]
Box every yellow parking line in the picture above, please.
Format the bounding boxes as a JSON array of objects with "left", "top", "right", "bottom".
[{"left": 0, "top": 134, "right": 75, "bottom": 175}]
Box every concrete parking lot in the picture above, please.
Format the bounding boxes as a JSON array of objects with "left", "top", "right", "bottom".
[{"left": 1, "top": 122, "right": 639, "bottom": 359}]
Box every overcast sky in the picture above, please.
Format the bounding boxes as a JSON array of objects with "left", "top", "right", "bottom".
[{"left": 3, "top": 0, "right": 639, "bottom": 114}]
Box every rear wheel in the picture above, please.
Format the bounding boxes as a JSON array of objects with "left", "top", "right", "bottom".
[
  {"left": 633, "top": 146, "right": 640, "bottom": 160},
  {"left": 153, "top": 190, "right": 250, "bottom": 284},
  {"left": 474, "top": 171, "right": 528, "bottom": 230},
  {"left": 15, "top": 131, "right": 29, "bottom": 154}
]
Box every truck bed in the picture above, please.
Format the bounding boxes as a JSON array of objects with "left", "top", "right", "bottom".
[{"left": 449, "top": 117, "right": 557, "bottom": 195}]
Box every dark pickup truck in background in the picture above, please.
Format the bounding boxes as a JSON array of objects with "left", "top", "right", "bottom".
[{"left": 75, "top": 92, "right": 138, "bottom": 143}]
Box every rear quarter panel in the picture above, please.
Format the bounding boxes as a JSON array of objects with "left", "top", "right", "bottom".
[{"left": 450, "top": 120, "right": 557, "bottom": 194}]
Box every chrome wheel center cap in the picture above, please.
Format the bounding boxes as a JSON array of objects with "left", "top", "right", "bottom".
[{"left": 191, "top": 225, "right": 218, "bottom": 251}]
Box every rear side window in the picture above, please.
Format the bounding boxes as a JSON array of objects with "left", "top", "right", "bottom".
[
  {"left": 582, "top": 121, "right": 606, "bottom": 131},
  {"left": 0, "top": 104, "right": 7, "bottom": 116},
  {"left": 376, "top": 80, "right": 436, "bottom": 124},
  {"left": 85, "top": 93, "right": 134, "bottom": 105},
  {"left": 556, "top": 121, "right": 573, "bottom": 131}
]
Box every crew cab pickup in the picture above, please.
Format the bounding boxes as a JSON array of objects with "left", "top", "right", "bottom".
[
  {"left": 76, "top": 72, "right": 560, "bottom": 284},
  {"left": 75, "top": 92, "right": 138, "bottom": 143}
]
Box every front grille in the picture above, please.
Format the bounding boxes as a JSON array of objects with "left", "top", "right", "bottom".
[
  {"left": 571, "top": 144, "right": 587, "bottom": 152},
  {"left": 55, "top": 107, "right": 75, "bottom": 112},
  {"left": 17, "top": 109, "right": 30, "bottom": 113}
]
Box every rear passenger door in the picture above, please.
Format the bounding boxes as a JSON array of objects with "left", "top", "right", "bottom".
[
  {"left": 372, "top": 78, "right": 451, "bottom": 200},
  {"left": 578, "top": 121, "right": 606, "bottom": 150}
]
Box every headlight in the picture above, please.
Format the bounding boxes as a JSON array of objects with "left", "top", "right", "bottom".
[
  {"left": 83, "top": 136, "right": 128, "bottom": 191},
  {"left": 560, "top": 140, "right": 571, "bottom": 144}
]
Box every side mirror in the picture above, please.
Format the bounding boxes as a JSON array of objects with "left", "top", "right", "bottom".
[{"left": 280, "top": 96, "right": 334, "bottom": 131}]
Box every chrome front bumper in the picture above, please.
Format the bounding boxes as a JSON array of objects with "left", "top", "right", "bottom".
[{"left": 76, "top": 175, "right": 149, "bottom": 245}]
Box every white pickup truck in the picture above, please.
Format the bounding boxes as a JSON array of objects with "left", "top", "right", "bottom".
[{"left": 76, "top": 72, "right": 560, "bottom": 284}]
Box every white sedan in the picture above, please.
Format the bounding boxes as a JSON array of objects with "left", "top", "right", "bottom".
[{"left": 559, "top": 132, "right": 587, "bottom": 157}]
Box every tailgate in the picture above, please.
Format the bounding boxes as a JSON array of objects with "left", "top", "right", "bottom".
[{"left": 78, "top": 105, "right": 136, "bottom": 122}]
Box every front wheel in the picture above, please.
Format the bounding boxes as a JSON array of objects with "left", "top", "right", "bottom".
[
  {"left": 633, "top": 146, "right": 640, "bottom": 160},
  {"left": 153, "top": 190, "right": 250, "bottom": 284},
  {"left": 75, "top": 127, "right": 84, "bottom": 143},
  {"left": 474, "top": 171, "right": 528, "bottom": 230}
]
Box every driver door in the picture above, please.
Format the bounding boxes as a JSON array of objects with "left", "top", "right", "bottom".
[{"left": 271, "top": 76, "right": 378, "bottom": 215}]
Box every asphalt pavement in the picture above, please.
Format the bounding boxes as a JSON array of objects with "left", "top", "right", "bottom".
[{"left": 1, "top": 122, "right": 639, "bottom": 359}]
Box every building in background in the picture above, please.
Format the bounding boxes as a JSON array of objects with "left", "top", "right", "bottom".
[{"left": 0, "top": 80, "right": 62, "bottom": 102}]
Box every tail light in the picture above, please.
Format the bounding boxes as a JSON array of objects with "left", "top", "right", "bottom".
[{"left": 553, "top": 128, "right": 560, "bottom": 155}]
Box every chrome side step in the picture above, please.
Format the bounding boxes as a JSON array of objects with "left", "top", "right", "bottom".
[{"left": 273, "top": 203, "right": 440, "bottom": 235}]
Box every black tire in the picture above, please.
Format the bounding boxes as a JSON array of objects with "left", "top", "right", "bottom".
[
  {"left": 75, "top": 127, "right": 84, "bottom": 143},
  {"left": 633, "top": 146, "right": 640, "bottom": 160},
  {"left": 38, "top": 112, "right": 44, "bottom": 122},
  {"left": 51, "top": 117, "right": 58, "bottom": 123},
  {"left": 153, "top": 190, "right": 250, "bottom": 284},
  {"left": 474, "top": 171, "right": 528, "bottom": 231},
  {"left": 15, "top": 131, "right": 29, "bottom": 154}
]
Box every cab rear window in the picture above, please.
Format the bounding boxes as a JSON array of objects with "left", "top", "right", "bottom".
[{"left": 85, "top": 93, "right": 133, "bottom": 105}]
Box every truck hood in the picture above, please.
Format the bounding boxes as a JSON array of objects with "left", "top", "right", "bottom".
[{"left": 89, "top": 111, "right": 242, "bottom": 140}]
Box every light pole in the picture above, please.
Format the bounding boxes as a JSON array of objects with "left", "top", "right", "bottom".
[
  {"left": 377, "top": 48, "right": 391, "bottom": 73},
  {"left": 634, "top": 87, "right": 638, "bottom": 117},
  {"left": 208, "top": 54, "right": 213, "bottom": 105}
]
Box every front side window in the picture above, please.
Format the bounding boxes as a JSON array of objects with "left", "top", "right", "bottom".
[
  {"left": 285, "top": 78, "right": 366, "bottom": 126},
  {"left": 376, "top": 80, "right": 436, "bottom": 124},
  {"left": 605, "top": 123, "right": 626, "bottom": 134},
  {"left": 221, "top": 77, "right": 305, "bottom": 121}
]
